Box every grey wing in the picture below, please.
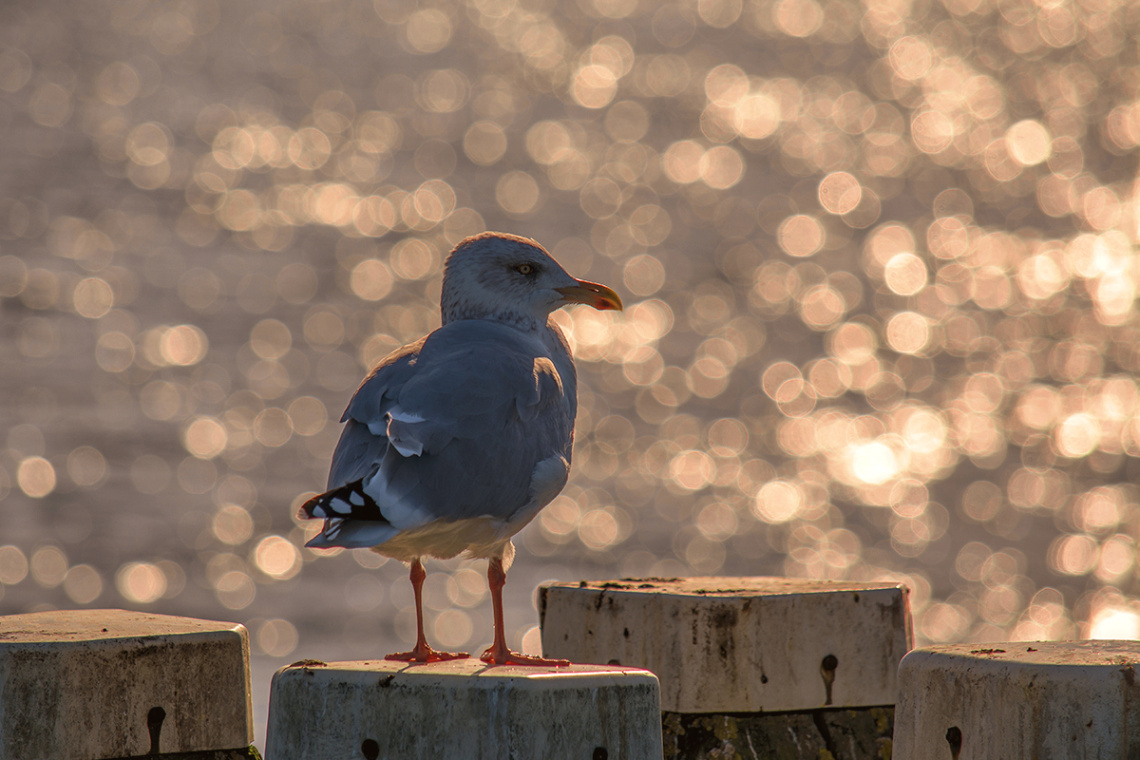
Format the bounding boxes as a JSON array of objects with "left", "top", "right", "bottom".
[
  {"left": 345, "top": 321, "right": 575, "bottom": 529},
  {"left": 327, "top": 419, "right": 385, "bottom": 488},
  {"left": 326, "top": 335, "right": 425, "bottom": 489}
]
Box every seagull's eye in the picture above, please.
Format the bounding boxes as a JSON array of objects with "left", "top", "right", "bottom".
[{"left": 514, "top": 263, "right": 535, "bottom": 275}]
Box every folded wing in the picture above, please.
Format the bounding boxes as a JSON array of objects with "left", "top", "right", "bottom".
[{"left": 299, "top": 320, "right": 576, "bottom": 548}]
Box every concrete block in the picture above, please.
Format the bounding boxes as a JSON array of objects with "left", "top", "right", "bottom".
[
  {"left": 894, "top": 640, "right": 1140, "bottom": 759},
  {"left": 539, "top": 577, "right": 913, "bottom": 713},
  {"left": 0, "top": 608, "right": 254, "bottom": 760},
  {"left": 264, "top": 659, "right": 662, "bottom": 760}
]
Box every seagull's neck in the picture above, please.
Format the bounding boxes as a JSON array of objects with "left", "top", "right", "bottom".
[{"left": 441, "top": 306, "right": 544, "bottom": 333}]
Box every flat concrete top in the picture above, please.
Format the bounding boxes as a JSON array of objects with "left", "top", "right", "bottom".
[
  {"left": 546, "top": 576, "right": 906, "bottom": 597},
  {"left": 910, "top": 640, "right": 1140, "bottom": 667},
  {"left": 279, "top": 658, "right": 657, "bottom": 684},
  {"left": 0, "top": 608, "right": 244, "bottom": 645}
]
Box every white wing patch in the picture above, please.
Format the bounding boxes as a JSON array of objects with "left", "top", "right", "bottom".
[
  {"left": 533, "top": 357, "right": 563, "bottom": 394},
  {"left": 389, "top": 408, "right": 426, "bottom": 423},
  {"left": 385, "top": 406, "right": 427, "bottom": 457},
  {"left": 365, "top": 406, "right": 425, "bottom": 435}
]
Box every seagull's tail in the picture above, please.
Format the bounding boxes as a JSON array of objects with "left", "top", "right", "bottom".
[{"left": 298, "top": 480, "right": 400, "bottom": 549}]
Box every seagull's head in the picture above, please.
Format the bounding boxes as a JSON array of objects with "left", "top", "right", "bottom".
[{"left": 441, "top": 232, "right": 622, "bottom": 327}]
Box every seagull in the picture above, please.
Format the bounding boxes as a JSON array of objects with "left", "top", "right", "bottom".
[{"left": 298, "top": 232, "right": 622, "bottom": 665}]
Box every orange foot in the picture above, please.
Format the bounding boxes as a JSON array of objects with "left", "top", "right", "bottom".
[
  {"left": 480, "top": 647, "right": 570, "bottom": 667},
  {"left": 385, "top": 644, "right": 469, "bottom": 663}
]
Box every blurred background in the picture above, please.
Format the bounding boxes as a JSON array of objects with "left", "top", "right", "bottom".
[{"left": 2, "top": 0, "right": 1139, "bottom": 744}]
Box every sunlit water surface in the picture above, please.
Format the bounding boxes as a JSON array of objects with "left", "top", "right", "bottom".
[{"left": 2, "top": 0, "right": 1139, "bottom": 744}]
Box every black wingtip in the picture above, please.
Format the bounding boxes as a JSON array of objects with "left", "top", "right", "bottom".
[
  {"left": 297, "top": 497, "right": 319, "bottom": 521},
  {"left": 297, "top": 481, "right": 387, "bottom": 522}
]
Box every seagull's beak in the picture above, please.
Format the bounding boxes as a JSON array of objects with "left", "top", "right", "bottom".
[{"left": 555, "top": 279, "right": 623, "bottom": 311}]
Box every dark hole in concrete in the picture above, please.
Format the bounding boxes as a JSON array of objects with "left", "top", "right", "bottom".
[
  {"left": 593, "top": 747, "right": 608, "bottom": 760},
  {"left": 361, "top": 738, "right": 380, "bottom": 759},
  {"left": 608, "top": 659, "right": 621, "bottom": 666},
  {"left": 146, "top": 706, "right": 166, "bottom": 755},
  {"left": 820, "top": 654, "right": 838, "bottom": 705},
  {"left": 946, "top": 726, "right": 962, "bottom": 759}
]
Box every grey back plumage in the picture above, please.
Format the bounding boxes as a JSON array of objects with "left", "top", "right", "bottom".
[{"left": 328, "top": 318, "right": 577, "bottom": 525}]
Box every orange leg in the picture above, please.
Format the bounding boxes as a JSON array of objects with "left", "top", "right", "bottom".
[
  {"left": 385, "top": 558, "right": 469, "bottom": 663},
  {"left": 480, "top": 556, "right": 570, "bottom": 667}
]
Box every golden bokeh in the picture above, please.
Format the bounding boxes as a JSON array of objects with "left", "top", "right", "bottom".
[{"left": 1, "top": 0, "right": 1140, "bottom": 681}]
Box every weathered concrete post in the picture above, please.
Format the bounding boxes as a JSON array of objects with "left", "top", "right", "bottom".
[
  {"left": 894, "top": 640, "right": 1140, "bottom": 758},
  {"left": 264, "top": 659, "right": 663, "bottom": 760},
  {"left": 540, "top": 577, "right": 913, "bottom": 759},
  {"left": 0, "top": 608, "right": 257, "bottom": 760}
]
